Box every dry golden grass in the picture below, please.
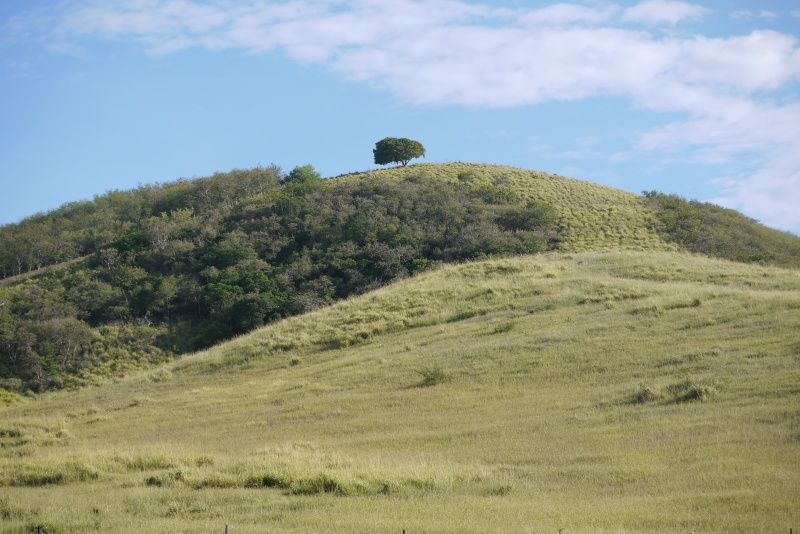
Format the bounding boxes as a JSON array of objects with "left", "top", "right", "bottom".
[{"left": 1, "top": 251, "right": 799, "bottom": 532}]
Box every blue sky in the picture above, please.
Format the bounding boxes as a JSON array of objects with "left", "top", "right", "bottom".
[{"left": 2, "top": 0, "right": 799, "bottom": 234}]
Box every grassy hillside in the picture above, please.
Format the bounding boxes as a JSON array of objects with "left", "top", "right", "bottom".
[
  {"left": 3, "top": 162, "right": 799, "bottom": 393},
  {"left": 0, "top": 166, "right": 560, "bottom": 391},
  {"left": 350, "top": 163, "right": 673, "bottom": 252},
  {"left": 1, "top": 251, "right": 798, "bottom": 532},
  {"left": 644, "top": 190, "right": 800, "bottom": 268},
  {"left": 359, "top": 163, "right": 800, "bottom": 266}
]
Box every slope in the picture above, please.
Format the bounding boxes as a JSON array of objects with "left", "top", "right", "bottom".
[
  {"left": 1, "top": 251, "right": 798, "bottom": 533},
  {"left": 3, "top": 163, "right": 799, "bottom": 393},
  {"left": 343, "top": 163, "right": 673, "bottom": 252}
]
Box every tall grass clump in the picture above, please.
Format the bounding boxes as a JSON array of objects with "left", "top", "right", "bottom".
[
  {"left": 0, "top": 459, "right": 99, "bottom": 487},
  {"left": 416, "top": 366, "right": 451, "bottom": 388}
]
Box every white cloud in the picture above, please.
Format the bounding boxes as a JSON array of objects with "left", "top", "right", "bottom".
[
  {"left": 640, "top": 100, "right": 800, "bottom": 231},
  {"left": 519, "top": 4, "right": 616, "bottom": 26},
  {"left": 732, "top": 10, "right": 778, "bottom": 19},
  {"left": 711, "top": 145, "right": 800, "bottom": 233},
  {"left": 10, "top": 0, "right": 800, "bottom": 232},
  {"left": 39, "top": 1, "right": 792, "bottom": 106},
  {"left": 622, "top": 0, "right": 708, "bottom": 26}
]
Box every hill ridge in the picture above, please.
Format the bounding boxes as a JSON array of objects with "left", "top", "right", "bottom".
[
  {"left": 1, "top": 162, "right": 798, "bottom": 394},
  {"left": 341, "top": 162, "right": 673, "bottom": 252}
]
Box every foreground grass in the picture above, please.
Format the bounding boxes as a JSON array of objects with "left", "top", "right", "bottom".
[{"left": 1, "top": 251, "right": 799, "bottom": 532}]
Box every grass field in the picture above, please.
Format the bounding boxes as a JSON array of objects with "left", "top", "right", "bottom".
[{"left": 1, "top": 251, "right": 799, "bottom": 533}]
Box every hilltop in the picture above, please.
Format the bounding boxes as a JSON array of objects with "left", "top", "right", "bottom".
[
  {"left": 1, "top": 251, "right": 798, "bottom": 532},
  {"left": 1, "top": 163, "right": 799, "bottom": 394}
]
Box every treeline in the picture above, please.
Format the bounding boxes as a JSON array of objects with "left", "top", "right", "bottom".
[
  {"left": 643, "top": 191, "right": 800, "bottom": 269},
  {"left": 0, "top": 166, "right": 285, "bottom": 279},
  {"left": 0, "top": 167, "right": 559, "bottom": 391}
]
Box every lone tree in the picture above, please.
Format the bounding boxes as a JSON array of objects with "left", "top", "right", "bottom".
[{"left": 373, "top": 137, "right": 425, "bottom": 167}]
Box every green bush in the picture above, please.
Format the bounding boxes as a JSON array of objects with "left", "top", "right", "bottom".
[
  {"left": 666, "top": 379, "right": 718, "bottom": 403},
  {"left": 416, "top": 366, "right": 451, "bottom": 387},
  {"left": 283, "top": 164, "right": 322, "bottom": 184},
  {"left": 632, "top": 385, "right": 660, "bottom": 404}
]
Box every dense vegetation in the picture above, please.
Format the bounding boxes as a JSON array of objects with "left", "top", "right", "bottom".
[
  {"left": 0, "top": 166, "right": 286, "bottom": 279},
  {"left": 3, "top": 163, "right": 799, "bottom": 394},
  {"left": 643, "top": 191, "right": 800, "bottom": 269},
  {"left": 0, "top": 166, "right": 558, "bottom": 391}
]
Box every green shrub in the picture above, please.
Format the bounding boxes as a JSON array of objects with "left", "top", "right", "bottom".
[
  {"left": 632, "top": 385, "right": 660, "bottom": 404},
  {"left": 416, "top": 366, "right": 451, "bottom": 387},
  {"left": 0, "top": 378, "right": 23, "bottom": 392},
  {"left": 289, "top": 473, "right": 346, "bottom": 495},
  {"left": 666, "top": 379, "right": 717, "bottom": 403},
  {"left": 283, "top": 164, "right": 322, "bottom": 184},
  {"left": 145, "top": 470, "right": 183, "bottom": 487}
]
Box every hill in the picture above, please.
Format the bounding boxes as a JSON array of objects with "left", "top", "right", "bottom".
[
  {"left": 1, "top": 251, "right": 798, "bottom": 532},
  {"left": 2, "top": 163, "right": 798, "bottom": 393}
]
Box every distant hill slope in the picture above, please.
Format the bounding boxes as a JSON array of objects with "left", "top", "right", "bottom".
[
  {"left": 643, "top": 190, "right": 800, "bottom": 268},
  {"left": 1, "top": 251, "right": 798, "bottom": 532},
  {"left": 354, "top": 163, "right": 800, "bottom": 266},
  {"left": 1, "top": 163, "right": 798, "bottom": 393},
  {"left": 344, "top": 163, "right": 673, "bottom": 252}
]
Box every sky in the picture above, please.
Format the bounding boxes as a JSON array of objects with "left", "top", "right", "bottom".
[{"left": 1, "top": 0, "right": 799, "bottom": 235}]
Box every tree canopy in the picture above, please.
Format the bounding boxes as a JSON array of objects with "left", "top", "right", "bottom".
[
  {"left": 283, "top": 164, "right": 322, "bottom": 184},
  {"left": 373, "top": 137, "right": 425, "bottom": 167}
]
